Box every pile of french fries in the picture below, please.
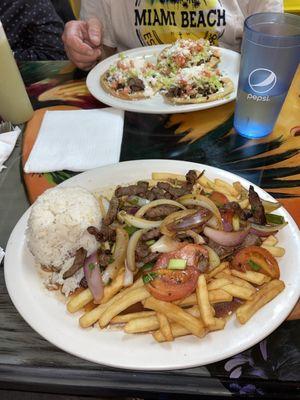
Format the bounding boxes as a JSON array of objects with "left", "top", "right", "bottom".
[
  {"left": 65, "top": 171, "right": 286, "bottom": 343},
  {"left": 67, "top": 261, "right": 284, "bottom": 342}
]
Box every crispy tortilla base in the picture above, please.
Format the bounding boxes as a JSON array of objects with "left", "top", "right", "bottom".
[
  {"left": 100, "top": 74, "right": 151, "bottom": 101},
  {"left": 164, "top": 77, "right": 234, "bottom": 105}
]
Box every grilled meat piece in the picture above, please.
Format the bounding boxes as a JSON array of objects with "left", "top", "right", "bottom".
[
  {"left": 167, "top": 86, "right": 182, "bottom": 97},
  {"left": 115, "top": 181, "right": 149, "bottom": 197},
  {"left": 98, "top": 250, "right": 112, "bottom": 267},
  {"left": 145, "top": 205, "right": 179, "bottom": 220},
  {"left": 186, "top": 170, "right": 198, "bottom": 185},
  {"left": 141, "top": 228, "right": 162, "bottom": 241},
  {"left": 87, "top": 225, "right": 116, "bottom": 242},
  {"left": 145, "top": 186, "right": 172, "bottom": 201},
  {"left": 141, "top": 252, "right": 160, "bottom": 264},
  {"left": 63, "top": 247, "right": 87, "bottom": 279},
  {"left": 128, "top": 77, "right": 145, "bottom": 92},
  {"left": 249, "top": 185, "right": 266, "bottom": 225},
  {"left": 135, "top": 241, "right": 150, "bottom": 261},
  {"left": 241, "top": 233, "right": 262, "bottom": 247},
  {"left": 220, "top": 201, "right": 247, "bottom": 221},
  {"left": 157, "top": 182, "right": 189, "bottom": 199},
  {"left": 103, "top": 196, "right": 119, "bottom": 226},
  {"left": 207, "top": 239, "right": 237, "bottom": 260}
]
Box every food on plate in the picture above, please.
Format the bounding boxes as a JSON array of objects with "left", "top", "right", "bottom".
[
  {"left": 27, "top": 170, "right": 287, "bottom": 343},
  {"left": 100, "top": 56, "right": 162, "bottom": 100},
  {"left": 162, "top": 66, "right": 234, "bottom": 104},
  {"left": 100, "top": 38, "right": 232, "bottom": 104},
  {"left": 157, "top": 38, "right": 220, "bottom": 75},
  {"left": 26, "top": 187, "right": 101, "bottom": 295}
]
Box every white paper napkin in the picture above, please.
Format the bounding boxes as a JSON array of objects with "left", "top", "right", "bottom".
[
  {"left": 0, "top": 126, "right": 21, "bottom": 172},
  {"left": 24, "top": 108, "right": 124, "bottom": 173}
]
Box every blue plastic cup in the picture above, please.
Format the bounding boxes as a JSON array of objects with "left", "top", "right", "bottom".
[{"left": 234, "top": 12, "right": 300, "bottom": 139}]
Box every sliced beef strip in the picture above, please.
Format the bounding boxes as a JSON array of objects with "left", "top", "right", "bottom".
[
  {"left": 135, "top": 241, "right": 150, "bottom": 261},
  {"left": 98, "top": 250, "right": 112, "bottom": 267},
  {"left": 80, "top": 277, "right": 88, "bottom": 288},
  {"left": 128, "top": 77, "right": 145, "bottom": 92},
  {"left": 88, "top": 225, "right": 116, "bottom": 242},
  {"left": 144, "top": 186, "right": 172, "bottom": 201},
  {"left": 103, "top": 196, "right": 119, "bottom": 226},
  {"left": 240, "top": 233, "right": 262, "bottom": 248},
  {"left": 157, "top": 182, "right": 190, "bottom": 199},
  {"left": 141, "top": 228, "right": 162, "bottom": 241},
  {"left": 207, "top": 239, "right": 237, "bottom": 260},
  {"left": 115, "top": 181, "right": 149, "bottom": 197},
  {"left": 144, "top": 205, "right": 179, "bottom": 220},
  {"left": 141, "top": 252, "right": 160, "bottom": 265},
  {"left": 220, "top": 201, "right": 247, "bottom": 221},
  {"left": 249, "top": 185, "right": 267, "bottom": 225},
  {"left": 198, "top": 254, "right": 209, "bottom": 273},
  {"left": 186, "top": 170, "right": 198, "bottom": 185},
  {"left": 167, "top": 86, "right": 182, "bottom": 97},
  {"left": 63, "top": 247, "right": 87, "bottom": 279}
]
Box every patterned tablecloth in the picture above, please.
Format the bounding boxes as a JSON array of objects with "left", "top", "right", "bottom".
[{"left": 1, "top": 60, "right": 299, "bottom": 398}]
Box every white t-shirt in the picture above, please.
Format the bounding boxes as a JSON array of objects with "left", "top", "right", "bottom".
[{"left": 80, "top": 0, "right": 283, "bottom": 52}]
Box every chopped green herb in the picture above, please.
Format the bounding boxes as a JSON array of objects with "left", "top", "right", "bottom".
[
  {"left": 266, "top": 214, "right": 285, "bottom": 225},
  {"left": 124, "top": 225, "right": 139, "bottom": 237},
  {"left": 141, "top": 262, "right": 155, "bottom": 271},
  {"left": 88, "top": 263, "right": 95, "bottom": 271},
  {"left": 146, "top": 239, "right": 156, "bottom": 246},
  {"left": 168, "top": 259, "right": 187, "bottom": 270},
  {"left": 108, "top": 256, "right": 115, "bottom": 264},
  {"left": 248, "top": 259, "right": 261, "bottom": 271},
  {"left": 143, "top": 272, "right": 157, "bottom": 284}
]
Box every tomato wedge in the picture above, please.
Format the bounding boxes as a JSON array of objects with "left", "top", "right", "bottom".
[
  {"left": 209, "top": 191, "right": 229, "bottom": 207},
  {"left": 231, "top": 246, "right": 280, "bottom": 279},
  {"left": 145, "top": 244, "right": 208, "bottom": 302}
]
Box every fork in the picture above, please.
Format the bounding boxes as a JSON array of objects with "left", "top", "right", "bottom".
[{"left": 0, "top": 121, "right": 14, "bottom": 133}]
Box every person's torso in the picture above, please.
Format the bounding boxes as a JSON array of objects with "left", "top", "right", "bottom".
[{"left": 109, "top": 0, "right": 246, "bottom": 52}]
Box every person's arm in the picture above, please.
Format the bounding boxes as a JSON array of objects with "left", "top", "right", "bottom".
[
  {"left": 246, "top": 0, "right": 283, "bottom": 15},
  {"left": 14, "top": 0, "right": 67, "bottom": 61}
]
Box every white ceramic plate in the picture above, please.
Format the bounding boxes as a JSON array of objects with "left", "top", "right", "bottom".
[
  {"left": 5, "top": 160, "right": 300, "bottom": 370},
  {"left": 86, "top": 45, "right": 240, "bottom": 114}
]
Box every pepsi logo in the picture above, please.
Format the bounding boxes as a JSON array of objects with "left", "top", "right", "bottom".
[{"left": 248, "top": 68, "right": 277, "bottom": 94}]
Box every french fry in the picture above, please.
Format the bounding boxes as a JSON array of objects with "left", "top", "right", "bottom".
[
  {"left": 101, "top": 269, "right": 125, "bottom": 304},
  {"left": 216, "top": 272, "right": 256, "bottom": 292},
  {"left": 144, "top": 297, "right": 206, "bottom": 338},
  {"left": 124, "top": 315, "right": 159, "bottom": 333},
  {"left": 209, "top": 318, "right": 226, "bottom": 331},
  {"left": 231, "top": 269, "right": 268, "bottom": 286},
  {"left": 196, "top": 275, "right": 215, "bottom": 328},
  {"left": 67, "top": 288, "right": 93, "bottom": 313},
  {"left": 176, "top": 293, "right": 197, "bottom": 307},
  {"left": 208, "top": 289, "right": 233, "bottom": 303},
  {"left": 111, "top": 311, "right": 156, "bottom": 324},
  {"left": 222, "top": 284, "right": 254, "bottom": 300},
  {"left": 236, "top": 280, "right": 285, "bottom": 324},
  {"left": 262, "top": 235, "right": 278, "bottom": 247},
  {"left": 151, "top": 172, "right": 186, "bottom": 181},
  {"left": 80, "top": 278, "right": 144, "bottom": 328},
  {"left": 214, "top": 178, "right": 239, "bottom": 197},
  {"left": 153, "top": 323, "right": 192, "bottom": 342},
  {"left": 186, "top": 305, "right": 201, "bottom": 317},
  {"left": 207, "top": 278, "right": 232, "bottom": 291},
  {"left": 261, "top": 244, "right": 285, "bottom": 257},
  {"left": 238, "top": 198, "right": 249, "bottom": 209},
  {"left": 206, "top": 261, "right": 229, "bottom": 280},
  {"left": 157, "top": 313, "right": 173, "bottom": 341},
  {"left": 197, "top": 174, "right": 214, "bottom": 189},
  {"left": 99, "top": 286, "right": 151, "bottom": 328}
]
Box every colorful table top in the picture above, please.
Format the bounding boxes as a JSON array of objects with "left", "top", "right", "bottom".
[{"left": 0, "top": 60, "right": 299, "bottom": 398}]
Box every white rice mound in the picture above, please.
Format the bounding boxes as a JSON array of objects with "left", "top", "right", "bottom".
[{"left": 26, "top": 186, "right": 101, "bottom": 269}]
